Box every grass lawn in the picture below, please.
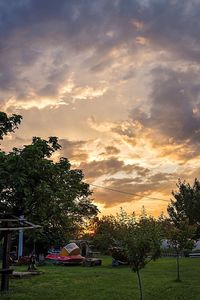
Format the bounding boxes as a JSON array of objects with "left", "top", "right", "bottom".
[{"left": 1, "top": 256, "right": 200, "bottom": 300}]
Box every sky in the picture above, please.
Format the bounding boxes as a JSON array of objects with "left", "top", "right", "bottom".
[{"left": 0, "top": 0, "right": 200, "bottom": 216}]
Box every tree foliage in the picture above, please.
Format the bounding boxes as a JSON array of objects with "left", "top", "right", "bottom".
[
  {"left": 167, "top": 178, "right": 200, "bottom": 236},
  {"left": 91, "top": 215, "right": 118, "bottom": 253},
  {"left": 167, "top": 179, "right": 199, "bottom": 281},
  {"left": 0, "top": 112, "right": 98, "bottom": 251},
  {"left": 124, "top": 215, "right": 162, "bottom": 300},
  {"left": 92, "top": 209, "right": 162, "bottom": 300},
  {"left": 0, "top": 112, "right": 22, "bottom": 140},
  {"left": 125, "top": 217, "right": 162, "bottom": 272}
]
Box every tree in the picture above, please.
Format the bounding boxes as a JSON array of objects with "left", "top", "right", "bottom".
[
  {"left": 91, "top": 208, "right": 136, "bottom": 254},
  {"left": 113, "top": 210, "right": 162, "bottom": 300},
  {"left": 167, "top": 179, "right": 200, "bottom": 233},
  {"left": 91, "top": 215, "right": 118, "bottom": 253},
  {"left": 127, "top": 218, "right": 161, "bottom": 300},
  {"left": 0, "top": 112, "right": 22, "bottom": 140},
  {"left": 0, "top": 113, "right": 98, "bottom": 251},
  {"left": 165, "top": 219, "right": 196, "bottom": 282}
]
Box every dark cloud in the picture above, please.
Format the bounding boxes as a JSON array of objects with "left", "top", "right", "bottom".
[
  {"left": 79, "top": 158, "right": 125, "bottom": 180},
  {"left": 105, "top": 146, "right": 120, "bottom": 155},
  {"left": 1, "top": 0, "right": 200, "bottom": 106},
  {"left": 0, "top": 0, "right": 139, "bottom": 51},
  {"left": 100, "top": 145, "right": 120, "bottom": 156},
  {"left": 113, "top": 123, "right": 137, "bottom": 139},
  {"left": 93, "top": 175, "right": 171, "bottom": 207},
  {"left": 0, "top": 1, "right": 198, "bottom": 53},
  {"left": 60, "top": 139, "right": 88, "bottom": 162},
  {"left": 91, "top": 170, "right": 180, "bottom": 207},
  {"left": 90, "top": 59, "right": 113, "bottom": 74},
  {"left": 0, "top": 0, "right": 140, "bottom": 105},
  {"left": 147, "top": 172, "right": 177, "bottom": 183},
  {"left": 142, "top": 0, "right": 200, "bottom": 63},
  {"left": 130, "top": 67, "right": 200, "bottom": 158},
  {"left": 79, "top": 157, "right": 150, "bottom": 180},
  {"left": 122, "top": 67, "right": 136, "bottom": 81}
]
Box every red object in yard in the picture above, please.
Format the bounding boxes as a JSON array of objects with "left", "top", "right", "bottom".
[{"left": 45, "top": 254, "right": 84, "bottom": 264}]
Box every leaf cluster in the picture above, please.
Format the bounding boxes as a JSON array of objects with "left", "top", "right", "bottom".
[
  {"left": 92, "top": 209, "right": 162, "bottom": 271},
  {"left": 0, "top": 112, "right": 22, "bottom": 140},
  {"left": 165, "top": 219, "right": 196, "bottom": 254},
  {"left": 168, "top": 179, "right": 200, "bottom": 225},
  {"left": 123, "top": 216, "right": 162, "bottom": 272}
]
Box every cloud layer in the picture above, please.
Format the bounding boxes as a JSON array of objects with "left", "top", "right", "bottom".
[{"left": 1, "top": 0, "right": 200, "bottom": 215}]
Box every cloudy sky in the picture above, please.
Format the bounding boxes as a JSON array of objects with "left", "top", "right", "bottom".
[{"left": 1, "top": 0, "right": 200, "bottom": 216}]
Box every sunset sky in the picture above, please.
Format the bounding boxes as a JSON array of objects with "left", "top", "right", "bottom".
[{"left": 1, "top": 0, "right": 200, "bottom": 216}]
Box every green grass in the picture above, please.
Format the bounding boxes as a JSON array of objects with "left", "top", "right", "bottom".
[{"left": 1, "top": 257, "right": 200, "bottom": 300}]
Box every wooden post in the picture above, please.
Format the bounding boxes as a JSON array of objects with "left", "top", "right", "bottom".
[
  {"left": 0, "top": 215, "right": 40, "bottom": 293},
  {"left": 18, "top": 215, "right": 24, "bottom": 259},
  {"left": 1, "top": 222, "right": 12, "bottom": 292}
]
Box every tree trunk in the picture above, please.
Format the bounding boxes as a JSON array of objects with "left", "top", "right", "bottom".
[
  {"left": 176, "top": 252, "right": 181, "bottom": 282},
  {"left": 136, "top": 269, "right": 144, "bottom": 300},
  {"left": 0, "top": 232, "right": 4, "bottom": 241}
]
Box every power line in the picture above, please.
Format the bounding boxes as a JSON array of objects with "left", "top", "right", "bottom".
[{"left": 88, "top": 183, "right": 169, "bottom": 202}]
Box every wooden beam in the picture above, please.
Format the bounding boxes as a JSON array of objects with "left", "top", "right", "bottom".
[
  {"left": 23, "top": 220, "right": 40, "bottom": 227},
  {"left": 0, "top": 232, "right": 4, "bottom": 241},
  {"left": 0, "top": 225, "right": 41, "bottom": 231},
  {"left": 0, "top": 219, "right": 21, "bottom": 222}
]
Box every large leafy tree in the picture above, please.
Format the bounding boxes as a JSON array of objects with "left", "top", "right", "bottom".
[
  {"left": 0, "top": 112, "right": 98, "bottom": 250},
  {"left": 167, "top": 179, "right": 200, "bottom": 236}
]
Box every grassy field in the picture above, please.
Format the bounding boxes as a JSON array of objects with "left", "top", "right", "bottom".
[{"left": 1, "top": 256, "right": 200, "bottom": 300}]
